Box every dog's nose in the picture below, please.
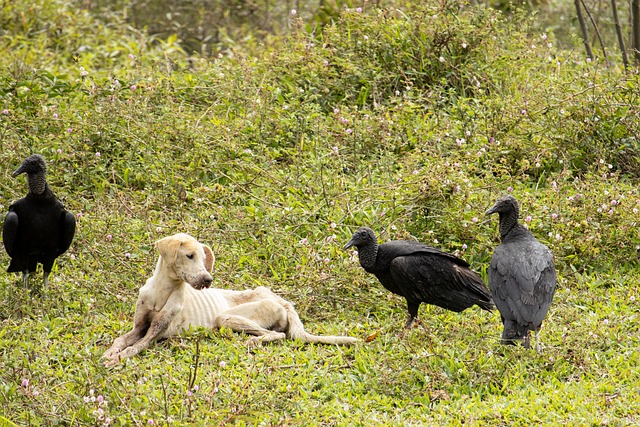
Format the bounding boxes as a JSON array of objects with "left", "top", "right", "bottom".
[{"left": 203, "top": 275, "right": 213, "bottom": 285}]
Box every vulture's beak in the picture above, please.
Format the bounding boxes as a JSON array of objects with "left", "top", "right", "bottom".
[
  {"left": 11, "top": 163, "right": 26, "bottom": 178},
  {"left": 485, "top": 204, "right": 499, "bottom": 216},
  {"left": 343, "top": 237, "right": 356, "bottom": 250}
]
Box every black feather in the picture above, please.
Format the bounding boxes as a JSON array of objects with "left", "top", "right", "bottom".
[
  {"left": 486, "top": 195, "right": 557, "bottom": 348},
  {"left": 344, "top": 227, "right": 493, "bottom": 330},
  {"left": 3, "top": 154, "right": 76, "bottom": 289}
]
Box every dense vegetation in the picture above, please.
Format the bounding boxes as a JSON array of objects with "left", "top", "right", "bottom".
[{"left": 1, "top": 0, "right": 639, "bottom": 425}]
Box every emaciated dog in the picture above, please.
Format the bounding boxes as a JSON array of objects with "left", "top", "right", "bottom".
[{"left": 103, "top": 233, "right": 357, "bottom": 365}]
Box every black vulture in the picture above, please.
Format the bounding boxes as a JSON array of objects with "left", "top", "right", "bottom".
[
  {"left": 485, "top": 195, "right": 557, "bottom": 349},
  {"left": 343, "top": 227, "right": 493, "bottom": 331},
  {"left": 3, "top": 154, "right": 76, "bottom": 290}
]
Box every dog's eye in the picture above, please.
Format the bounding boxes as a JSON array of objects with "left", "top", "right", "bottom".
[{"left": 186, "top": 254, "right": 194, "bottom": 260}]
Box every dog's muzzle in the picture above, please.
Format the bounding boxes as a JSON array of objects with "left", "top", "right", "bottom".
[{"left": 187, "top": 273, "right": 213, "bottom": 290}]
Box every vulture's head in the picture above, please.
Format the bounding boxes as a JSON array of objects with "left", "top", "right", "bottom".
[
  {"left": 12, "top": 154, "right": 47, "bottom": 177},
  {"left": 343, "top": 227, "right": 378, "bottom": 250},
  {"left": 485, "top": 194, "right": 520, "bottom": 218}
]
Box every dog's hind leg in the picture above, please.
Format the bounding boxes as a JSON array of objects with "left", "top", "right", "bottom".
[{"left": 215, "top": 300, "right": 288, "bottom": 344}]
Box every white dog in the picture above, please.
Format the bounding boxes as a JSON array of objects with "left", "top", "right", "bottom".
[{"left": 103, "top": 233, "right": 357, "bottom": 365}]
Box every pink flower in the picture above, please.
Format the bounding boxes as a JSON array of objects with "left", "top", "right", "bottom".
[
  {"left": 551, "top": 213, "right": 558, "bottom": 220},
  {"left": 125, "top": 253, "right": 131, "bottom": 259},
  {"left": 95, "top": 152, "right": 101, "bottom": 158},
  {"left": 106, "top": 235, "right": 112, "bottom": 241},
  {"left": 525, "top": 215, "right": 532, "bottom": 223},
  {"left": 147, "top": 420, "right": 154, "bottom": 426},
  {"left": 611, "top": 200, "right": 618, "bottom": 206},
  {"left": 471, "top": 217, "right": 478, "bottom": 223},
  {"left": 219, "top": 361, "right": 227, "bottom": 368},
  {"left": 52, "top": 113, "right": 58, "bottom": 119},
  {"left": 356, "top": 7, "right": 362, "bottom": 12},
  {"left": 130, "top": 85, "right": 137, "bottom": 90},
  {"left": 2, "top": 109, "right": 8, "bottom": 115},
  {"left": 346, "top": 128, "right": 353, "bottom": 134},
  {"left": 129, "top": 53, "right": 135, "bottom": 59},
  {"left": 507, "top": 186, "right": 513, "bottom": 192},
  {"left": 461, "top": 244, "right": 467, "bottom": 250},
  {"left": 21, "top": 379, "right": 29, "bottom": 387}
]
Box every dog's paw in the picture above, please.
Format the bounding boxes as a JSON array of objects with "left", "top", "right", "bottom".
[
  {"left": 102, "top": 355, "right": 120, "bottom": 367},
  {"left": 101, "top": 349, "right": 121, "bottom": 367},
  {"left": 245, "top": 336, "right": 263, "bottom": 350}
]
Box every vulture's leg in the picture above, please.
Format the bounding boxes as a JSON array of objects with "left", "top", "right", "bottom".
[
  {"left": 22, "top": 271, "right": 29, "bottom": 290},
  {"left": 522, "top": 331, "right": 532, "bottom": 349},
  {"left": 533, "top": 330, "right": 543, "bottom": 353},
  {"left": 401, "top": 301, "right": 421, "bottom": 334}
]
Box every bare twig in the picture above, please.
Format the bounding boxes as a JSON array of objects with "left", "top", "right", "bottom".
[
  {"left": 580, "top": 0, "right": 608, "bottom": 65},
  {"left": 188, "top": 339, "right": 200, "bottom": 390}
]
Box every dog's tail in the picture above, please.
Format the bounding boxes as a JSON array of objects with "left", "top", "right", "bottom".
[{"left": 283, "top": 301, "right": 358, "bottom": 345}]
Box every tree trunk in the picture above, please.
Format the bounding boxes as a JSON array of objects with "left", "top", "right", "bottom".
[
  {"left": 575, "top": 0, "right": 594, "bottom": 60},
  {"left": 611, "top": 0, "right": 629, "bottom": 68},
  {"left": 633, "top": 0, "right": 640, "bottom": 64}
]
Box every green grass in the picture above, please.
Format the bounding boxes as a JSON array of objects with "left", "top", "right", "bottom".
[{"left": 1, "top": 0, "right": 640, "bottom": 425}]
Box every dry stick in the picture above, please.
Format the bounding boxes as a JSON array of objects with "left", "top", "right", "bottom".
[
  {"left": 580, "top": 0, "right": 609, "bottom": 66},
  {"left": 574, "top": 0, "right": 594, "bottom": 60},
  {"left": 611, "top": 0, "right": 629, "bottom": 68},
  {"left": 188, "top": 339, "right": 201, "bottom": 391}
]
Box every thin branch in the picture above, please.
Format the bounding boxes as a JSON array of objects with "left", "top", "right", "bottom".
[{"left": 580, "top": 0, "right": 609, "bottom": 65}]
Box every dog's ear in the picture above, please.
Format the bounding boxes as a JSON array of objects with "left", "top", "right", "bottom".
[
  {"left": 156, "top": 235, "right": 182, "bottom": 265},
  {"left": 202, "top": 245, "right": 215, "bottom": 273}
]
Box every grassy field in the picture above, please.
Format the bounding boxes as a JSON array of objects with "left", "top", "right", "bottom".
[{"left": 1, "top": 1, "right": 639, "bottom": 425}]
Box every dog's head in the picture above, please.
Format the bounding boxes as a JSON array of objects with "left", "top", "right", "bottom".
[{"left": 156, "top": 233, "right": 215, "bottom": 290}]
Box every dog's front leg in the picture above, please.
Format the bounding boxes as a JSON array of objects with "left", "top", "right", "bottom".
[
  {"left": 103, "top": 299, "right": 151, "bottom": 365},
  {"left": 107, "top": 307, "right": 177, "bottom": 365}
]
